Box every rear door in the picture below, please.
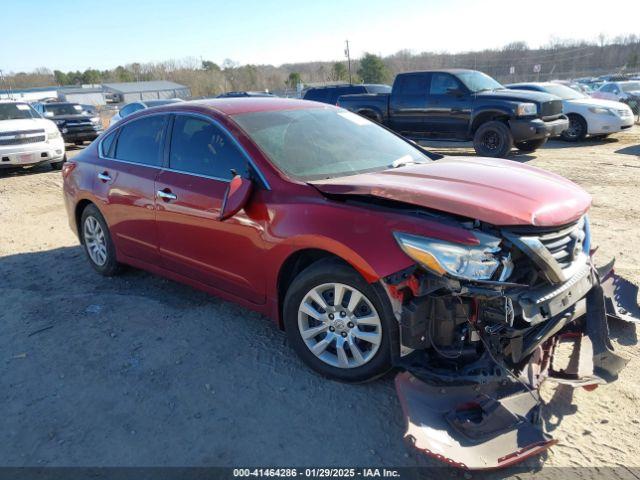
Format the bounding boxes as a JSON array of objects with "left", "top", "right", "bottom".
[
  {"left": 388, "top": 73, "right": 430, "bottom": 135},
  {"left": 155, "top": 113, "right": 265, "bottom": 304},
  {"left": 423, "top": 72, "right": 471, "bottom": 138},
  {"left": 92, "top": 113, "right": 168, "bottom": 265}
]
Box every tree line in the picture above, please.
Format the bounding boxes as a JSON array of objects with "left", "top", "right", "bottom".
[{"left": 3, "top": 35, "right": 639, "bottom": 97}]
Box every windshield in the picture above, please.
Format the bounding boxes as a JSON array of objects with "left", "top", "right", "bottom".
[
  {"left": 0, "top": 103, "right": 40, "bottom": 120},
  {"left": 233, "top": 107, "right": 431, "bottom": 181},
  {"left": 621, "top": 82, "right": 640, "bottom": 93},
  {"left": 44, "top": 104, "right": 83, "bottom": 116},
  {"left": 456, "top": 71, "right": 503, "bottom": 92},
  {"left": 541, "top": 84, "right": 587, "bottom": 100}
]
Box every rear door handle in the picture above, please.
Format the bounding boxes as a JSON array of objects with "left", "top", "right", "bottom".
[
  {"left": 97, "top": 172, "right": 111, "bottom": 182},
  {"left": 157, "top": 189, "right": 177, "bottom": 201}
]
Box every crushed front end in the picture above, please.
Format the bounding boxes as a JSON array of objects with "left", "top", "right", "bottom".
[{"left": 383, "top": 215, "right": 637, "bottom": 470}]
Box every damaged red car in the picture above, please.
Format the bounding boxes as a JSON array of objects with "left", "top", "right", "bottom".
[{"left": 62, "top": 98, "right": 637, "bottom": 470}]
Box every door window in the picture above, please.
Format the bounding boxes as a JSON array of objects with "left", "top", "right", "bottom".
[
  {"left": 113, "top": 114, "right": 166, "bottom": 166},
  {"left": 429, "top": 73, "right": 462, "bottom": 95},
  {"left": 395, "top": 74, "right": 430, "bottom": 99},
  {"left": 169, "top": 115, "right": 247, "bottom": 180}
]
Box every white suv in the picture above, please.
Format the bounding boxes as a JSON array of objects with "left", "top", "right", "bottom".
[{"left": 0, "top": 100, "right": 66, "bottom": 171}]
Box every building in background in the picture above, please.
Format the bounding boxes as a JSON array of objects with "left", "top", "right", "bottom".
[
  {"left": 0, "top": 86, "right": 58, "bottom": 102},
  {"left": 58, "top": 86, "right": 106, "bottom": 106},
  {"left": 102, "top": 81, "right": 191, "bottom": 104}
]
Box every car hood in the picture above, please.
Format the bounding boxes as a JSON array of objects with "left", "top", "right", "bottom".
[
  {"left": 474, "top": 88, "right": 559, "bottom": 104},
  {"left": 0, "top": 118, "right": 56, "bottom": 133},
  {"left": 568, "top": 97, "right": 630, "bottom": 109},
  {"left": 309, "top": 157, "right": 592, "bottom": 227}
]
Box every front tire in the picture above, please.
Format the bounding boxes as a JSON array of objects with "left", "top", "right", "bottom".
[
  {"left": 561, "top": 114, "right": 587, "bottom": 142},
  {"left": 80, "top": 204, "right": 121, "bottom": 276},
  {"left": 473, "top": 121, "right": 513, "bottom": 158},
  {"left": 283, "top": 259, "right": 396, "bottom": 383},
  {"left": 50, "top": 154, "right": 66, "bottom": 170},
  {"left": 515, "top": 138, "right": 547, "bottom": 152}
]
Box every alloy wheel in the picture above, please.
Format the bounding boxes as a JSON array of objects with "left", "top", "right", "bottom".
[
  {"left": 297, "top": 283, "right": 382, "bottom": 369},
  {"left": 83, "top": 216, "right": 108, "bottom": 266}
]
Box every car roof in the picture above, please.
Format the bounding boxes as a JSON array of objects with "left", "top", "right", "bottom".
[
  {"left": 151, "top": 97, "right": 327, "bottom": 116},
  {"left": 398, "top": 69, "right": 476, "bottom": 75}
]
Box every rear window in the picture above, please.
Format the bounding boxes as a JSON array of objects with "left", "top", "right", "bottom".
[{"left": 114, "top": 115, "right": 167, "bottom": 166}]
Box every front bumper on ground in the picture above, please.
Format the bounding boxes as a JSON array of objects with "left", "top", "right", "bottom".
[
  {"left": 510, "top": 115, "right": 569, "bottom": 141},
  {"left": 394, "top": 263, "right": 636, "bottom": 470},
  {"left": 0, "top": 140, "right": 65, "bottom": 169}
]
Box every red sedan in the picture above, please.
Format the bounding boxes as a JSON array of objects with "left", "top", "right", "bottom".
[{"left": 62, "top": 98, "right": 633, "bottom": 469}]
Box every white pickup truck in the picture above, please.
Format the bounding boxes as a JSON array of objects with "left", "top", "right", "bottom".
[{"left": 0, "top": 100, "right": 66, "bottom": 171}]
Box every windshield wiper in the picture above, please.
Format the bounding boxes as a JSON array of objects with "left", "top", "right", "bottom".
[{"left": 391, "top": 156, "right": 420, "bottom": 169}]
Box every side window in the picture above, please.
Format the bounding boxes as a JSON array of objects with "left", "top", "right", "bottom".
[
  {"left": 395, "top": 74, "right": 429, "bottom": 98},
  {"left": 169, "top": 115, "right": 247, "bottom": 180},
  {"left": 100, "top": 130, "right": 118, "bottom": 157},
  {"left": 429, "top": 73, "right": 461, "bottom": 95},
  {"left": 114, "top": 115, "right": 166, "bottom": 166},
  {"left": 305, "top": 89, "right": 328, "bottom": 103},
  {"left": 600, "top": 84, "right": 613, "bottom": 93}
]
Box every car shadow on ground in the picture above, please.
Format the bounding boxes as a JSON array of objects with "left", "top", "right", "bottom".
[{"left": 614, "top": 144, "right": 640, "bottom": 157}]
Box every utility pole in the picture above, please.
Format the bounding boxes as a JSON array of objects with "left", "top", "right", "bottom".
[{"left": 345, "top": 40, "right": 352, "bottom": 84}]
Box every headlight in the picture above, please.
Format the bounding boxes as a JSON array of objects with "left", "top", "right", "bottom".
[
  {"left": 393, "top": 231, "right": 502, "bottom": 281},
  {"left": 54, "top": 119, "right": 65, "bottom": 125},
  {"left": 515, "top": 103, "right": 537, "bottom": 116},
  {"left": 91, "top": 116, "right": 101, "bottom": 124},
  {"left": 588, "top": 106, "right": 615, "bottom": 116},
  {"left": 47, "top": 130, "right": 61, "bottom": 140}
]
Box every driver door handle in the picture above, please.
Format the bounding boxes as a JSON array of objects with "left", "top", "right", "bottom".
[
  {"left": 157, "top": 189, "right": 177, "bottom": 201},
  {"left": 97, "top": 172, "right": 111, "bottom": 182}
]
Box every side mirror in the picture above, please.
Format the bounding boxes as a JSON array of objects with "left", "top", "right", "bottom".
[{"left": 219, "top": 175, "right": 253, "bottom": 221}]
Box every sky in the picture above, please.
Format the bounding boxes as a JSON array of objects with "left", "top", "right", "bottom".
[{"left": 2, "top": 0, "right": 640, "bottom": 73}]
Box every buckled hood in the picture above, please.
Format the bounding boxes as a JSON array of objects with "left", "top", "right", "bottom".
[{"left": 309, "top": 157, "right": 592, "bottom": 227}]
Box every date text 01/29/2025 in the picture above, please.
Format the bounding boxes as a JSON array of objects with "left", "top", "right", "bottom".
[{"left": 232, "top": 468, "right": 401, "bottom": 478}]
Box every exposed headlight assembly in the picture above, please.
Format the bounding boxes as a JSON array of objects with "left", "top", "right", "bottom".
[
  {"left": 515, "top": 103, "right": 537, "bottom": 116},
  {"left": 588, "top": 106, "right": 615, "bottom": 116},
  {"left": 47, "top": 130, "right": 61, "bottom": 140},
  {"left": 393, "top": 231, "right": 503, "bottom": 281}
]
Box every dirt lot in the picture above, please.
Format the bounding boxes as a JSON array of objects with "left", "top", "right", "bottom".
[{"left": 1, "top": 131, "right": 639, "bottom": 473}]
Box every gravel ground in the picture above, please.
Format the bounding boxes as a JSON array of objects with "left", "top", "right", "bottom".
[{"left": 0, "top": 131, "right": 639, "bottom": 473}]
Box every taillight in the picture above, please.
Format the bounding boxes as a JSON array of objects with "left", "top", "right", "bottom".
[{"left": 61, "top": 161, "right": 77, "bottom": 178}]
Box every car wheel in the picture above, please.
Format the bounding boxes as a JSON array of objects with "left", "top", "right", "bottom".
[
  {"left": 561, "top": 114, "right": 587, "bottom": 142},
  {"left": 80, "top": 204, "right": 121, "bottom": 276},
  {"left": 514, "top": 138, "right": 547, "bottom": 152},
  {"left": 50, "top": 154, "right": 66, "bottom": 170},
  {"left": 283, "top": 259, "right": 396, "bottom": 383},
  {"left": 473, "top": 121, "right": 513, "bottom": 158}
]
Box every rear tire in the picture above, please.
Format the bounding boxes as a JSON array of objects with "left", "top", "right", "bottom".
[
  {"left": 473, "top": 121, "right": 513, "bottom": 158},
  {"left": 515, "top": 138, "right": 547, "bottom": 152},
  {"left": 80, "top": 204, "right": 122, "bottom": 276},
  {"left": 561, "top": 114, "right": 587, "bottom": 142},
  {"left": 283, "top": 258, "right": 396, "bottom": 383}
]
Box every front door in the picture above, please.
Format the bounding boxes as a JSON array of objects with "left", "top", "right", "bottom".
[
  {"left": 155, "top": 113, "right": 265, "bottom": 304},
  {"left": 423, "top": 72, "right": 471, "bottom": 139},
  {"left": 92, "top": 114, "right": 167, "bottom": 265}
]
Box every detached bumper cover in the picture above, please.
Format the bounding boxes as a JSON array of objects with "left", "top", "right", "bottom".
[{"left": 395, "top": 263, "right": 635, "bottom": 470}]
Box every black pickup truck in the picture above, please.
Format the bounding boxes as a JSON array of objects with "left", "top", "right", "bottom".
[
  {"left": 336, "top": 69, "right": 569, "bottom": 157},
  {"left": 33, "top": 102, "right": 103, "bottom": 145}
]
